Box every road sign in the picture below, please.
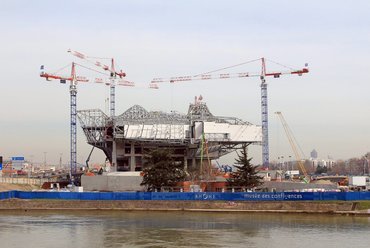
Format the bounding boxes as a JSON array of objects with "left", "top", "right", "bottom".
[{"left": 11, "top": 157, "right": 24, "bottom": 161}]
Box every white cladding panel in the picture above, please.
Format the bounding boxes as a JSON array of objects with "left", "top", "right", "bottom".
[
  {"left": 122, "top": 122, "right": 261, "bottom": 142},
  {"left": 203, "top": 122, "right": 262, "bottom": 142},
  {"left": 124, "top": 124, "right": 189, "bottom": 139},
  {"left": 194, "top": 122, "right": 204, "bottom": 139}
]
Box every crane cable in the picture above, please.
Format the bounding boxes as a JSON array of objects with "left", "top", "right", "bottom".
[
  {"left": 194, "top": 58, "right": 303, "bottom": 78},
  {"left": 265, "top": 58, "right": 300, "bottom": 71},
  {"left": 193, "top": 58, "right": 262, "bottom": 76},
  {"left": 74, "top": 62, "right": 110, "bottom": 76},
  {"left": 51, "top": 63, "right": 72, "bottom": 75},
  {"left": 49, "top": 63, "right": 110, "bottom": 77}
]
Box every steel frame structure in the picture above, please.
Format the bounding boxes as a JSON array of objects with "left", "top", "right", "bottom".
[{"left": 77, "top": 101, "right": 262, "bottom": 169}]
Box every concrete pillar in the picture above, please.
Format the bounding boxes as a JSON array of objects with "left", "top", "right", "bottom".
[
  {"left": 192, "top": 157, "right": 196, "bottom": 168},
  {"left": 130, "top": 143, "right": 136, "bottom": 171},
  {"left": 112, "top": 140, "right": 117, "bottom": 172},
  {"left": 184, "top": 156, "right": 188, "bottom": 171}
]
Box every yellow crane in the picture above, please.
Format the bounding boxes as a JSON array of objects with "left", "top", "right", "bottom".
[{"left": 275, "top": 111, "right": 310, "bottom": 183}]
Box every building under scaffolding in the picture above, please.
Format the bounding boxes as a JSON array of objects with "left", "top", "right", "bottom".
[{"left": 77, "top": 98, "right": 262, "bottom": 172}]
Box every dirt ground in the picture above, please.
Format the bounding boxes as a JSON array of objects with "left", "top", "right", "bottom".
[{"left": 0, "top": 183, "right": 40, "bottom": 192}]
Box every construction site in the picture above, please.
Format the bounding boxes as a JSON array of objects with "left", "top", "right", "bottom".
[
  {"left": 36, "top": 49, "right": 352, "bottom": 192},
  {"left": 78, "top": 98, "right": 261, "bottom": 172}
]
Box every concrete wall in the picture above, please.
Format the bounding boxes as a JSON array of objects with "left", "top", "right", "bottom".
[{"left": 82, "top": 173, "right": 144, "bottom": 192}]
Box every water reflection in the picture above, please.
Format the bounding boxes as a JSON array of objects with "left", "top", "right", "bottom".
[{"left": 0, "top": 211, "right": 369, "bottom": 248}]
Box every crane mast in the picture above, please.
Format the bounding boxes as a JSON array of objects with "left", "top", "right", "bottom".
[
  {"left": 260, "top": 58, "right": 269, "bottom": 168},
  {"left": 109, "top": 58, "right": 117, "bottom": 118},
  {"left": 70, "top": 64, "right": 78, "bottom": 176}
]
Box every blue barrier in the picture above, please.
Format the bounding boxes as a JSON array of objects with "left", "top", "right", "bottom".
[
  {"left": 2, "top": 191, "right": 370, "bottom": 201},
  {"left": 0, "top": 191, "right": 16, "bottom": 200}
]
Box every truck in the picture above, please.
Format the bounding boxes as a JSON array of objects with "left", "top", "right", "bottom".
[{"left": 348, "top": 176, "right": 368, "bottom": 191}]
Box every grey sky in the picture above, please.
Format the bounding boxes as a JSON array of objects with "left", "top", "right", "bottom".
[{"left": 0, "top": 0, "right": 369, "bottom": 165}]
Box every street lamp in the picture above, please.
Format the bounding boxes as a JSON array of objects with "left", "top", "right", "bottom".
[
  {"left": 43, "top": 152, "right": 47, "bottom": 169},
  {"left": 59, "top": 153, "right": 63, "bottom": 170},
  {"left": 364, "top": 155, "right": 369, "bottom": 176}
]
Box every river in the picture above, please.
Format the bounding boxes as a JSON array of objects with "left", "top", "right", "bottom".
[{"left": 0, "top": 210, "right": 369, "bottom": 248}]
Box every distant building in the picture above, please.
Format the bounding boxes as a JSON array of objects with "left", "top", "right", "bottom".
[
  {"left": 11, "top": 156, "right": 25, "bottom": 170},
  {"left": 310, "top": 149, "right": 318, "bottom": 159}
]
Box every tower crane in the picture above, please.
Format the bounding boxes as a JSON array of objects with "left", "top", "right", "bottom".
[
  {"left": 68, "top": 49, "right": 125, "bottom": 118},
  {"left": 68, "top": 50, "right": 158, "bottom": 171},
  {"left": 152, "top": 58, "right": 309, "bottom": 168},
  {"left": 39, "top": 59, "right": 150, "bottom": 181},
  {"left": 40, "top": 63, "right": 79, "bottom": 180},
  {"left": 275, "top": 111, "right": 309, "bottom": 182},
  {"left": 68, "top": 50, "right": 159, "bottom": 116}
]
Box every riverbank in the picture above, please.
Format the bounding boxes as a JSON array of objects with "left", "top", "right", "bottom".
[{"left": 1, "top": 198, "right": 369, "bottom": 216}]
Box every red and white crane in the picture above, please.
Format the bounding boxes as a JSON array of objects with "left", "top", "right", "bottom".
[
  {"left": 68, "top": 49, "right": 158, "bottom": 117},
  {"left": 39, "top": 57, "right": 153, "bottom": 179},
  {"left": 40, "top": 63, "right": 79, "bottom": 179},
  {"left": 152, "top": 58, "right": 309, "bottom": 168},
  {"left": 68, "top": 49, "right": 125, "bottom": 118},
  {"left": 67, "top": 50, "right": 158, "bottom": 172}
]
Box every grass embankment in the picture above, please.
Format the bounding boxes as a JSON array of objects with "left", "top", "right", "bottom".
[{"left": 356, "top": 201, "right": 370, "bottom": 210}]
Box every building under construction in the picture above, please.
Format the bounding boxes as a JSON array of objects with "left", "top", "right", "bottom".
[{"left": 77, "top": 97, "right": 262, "bottom": 172}]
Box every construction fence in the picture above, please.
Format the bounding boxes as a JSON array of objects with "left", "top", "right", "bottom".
[
  {"left": 0, "top": 191, "right": 370, "bottom": 201},
  {"left": 0, "top": 177, "right": 50, "bottom": 186}
]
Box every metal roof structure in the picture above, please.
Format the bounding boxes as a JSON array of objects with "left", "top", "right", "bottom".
[{"left": 77, "top": 100, "right": 262, "bottom": 169}]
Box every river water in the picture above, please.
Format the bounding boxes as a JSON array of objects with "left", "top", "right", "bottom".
[{"left": 0, "top": 211, "right": 369, "bottom": 248}]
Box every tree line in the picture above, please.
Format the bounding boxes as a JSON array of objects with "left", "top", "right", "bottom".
[{"left": 140, "top": 145, "right": 263, "bottom": 192}]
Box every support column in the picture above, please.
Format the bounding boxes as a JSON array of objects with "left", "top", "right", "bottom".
[
  {"left": 184, "top": 156, "right": 188, "bottom": 171},
  {"left": 130, "top": 143, "right": 136, "bottom": 171},
  {"left": 111, "top": 140, "right": 117, "bottom": 172}
]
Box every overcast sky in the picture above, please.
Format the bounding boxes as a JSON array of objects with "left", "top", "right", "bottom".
[{"left": 1, "top": 0, "right": 369, "bottom": 166}]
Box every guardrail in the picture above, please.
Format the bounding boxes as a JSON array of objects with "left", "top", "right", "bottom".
[{"left": 0, "top": 191, "right": 369, "bottom": 201}]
